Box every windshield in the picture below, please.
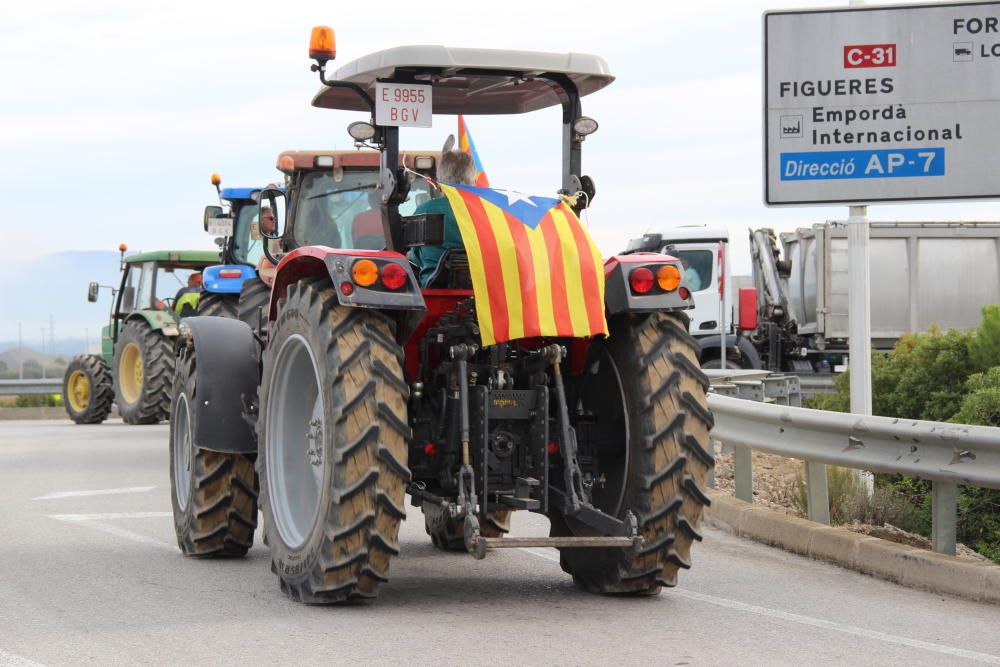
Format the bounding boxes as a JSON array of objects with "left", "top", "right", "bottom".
[
  {"left": 231, "top": 202, "right": 260, "bottom": 265},
  {"left": 674, "top": 249, "right": 713, "bottom": 293},
  {"left": 293, "top": 169, "right": 432, "bottom": 250}
]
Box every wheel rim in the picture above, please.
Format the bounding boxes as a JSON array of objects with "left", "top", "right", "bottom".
[
  {"left": 576, "top": 345, "right": 630, "bottom": 516},
  {"left": 172, "top": 393, "right": 193, "bottom": 511},
  {"left": 266, "top": 333, "right": 325, "bottom": 550},
  {"left": 66, "top": 370, "right": 91, "bottom": 413},
  {"left": 119, "top": 342, "right": 143, "bottom": 404}
]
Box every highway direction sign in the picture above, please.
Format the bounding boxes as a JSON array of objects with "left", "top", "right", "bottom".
[{"left": 764, "top": 2, "right": 1000, "bottom": 205}]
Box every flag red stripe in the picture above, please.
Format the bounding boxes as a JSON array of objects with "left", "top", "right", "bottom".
[
  {"left": 561, "top": 203, "right": 605, "bottom": 335},
  {"left": 538, "top": 214, "right": 573, "bottom": 334},
  {"left": 456, "top": 187, "right": 509, "bottom": 341},
  {"left": 503, "top": 212, "right": 540, "bottom": 338}
]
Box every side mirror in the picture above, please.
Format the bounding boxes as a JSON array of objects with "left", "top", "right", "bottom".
[
  {"left": 203, "top": 205, "right": 223, "bottom": 232},
  {"left": 87, "top": 282, "right": 99, "bottom": 303},
  {"left": 257, "top": 187, "right": 286, "bottom": 240}
]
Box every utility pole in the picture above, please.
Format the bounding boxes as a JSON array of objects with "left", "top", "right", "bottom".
[
  {"left": 41, "top": 327, "right": 46, "bottom": 379},
  {"left": 18, "top": 322, "right": 23, "bottom": 380}
]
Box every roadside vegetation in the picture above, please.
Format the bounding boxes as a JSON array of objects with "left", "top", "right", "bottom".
[{"left": 811, "top": 305, "right": 1000, "bottom": 563}]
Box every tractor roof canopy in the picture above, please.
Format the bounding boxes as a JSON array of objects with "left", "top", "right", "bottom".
[
  {"left": 312, "top": 46, "right": 614, "bottom": 115},
  {"left": 124, "top": 250, "right": 220, "bottom": 269},
  {"left": 276, "top": 149, "right": 442, "bottom": 174},
  {"left": 221, "top": 187, "right": 261, "bottom": 202}
]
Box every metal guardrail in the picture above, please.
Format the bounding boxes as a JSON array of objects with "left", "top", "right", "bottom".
[
  {"left": 0, "top": 379, "right": 62, "bottom": 396},
  {"left": 707, "top": 373, "right": 1000, "bottom": 556}
]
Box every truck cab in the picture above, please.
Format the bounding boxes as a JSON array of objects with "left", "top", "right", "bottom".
[{"left": 627, "top": 228, "right": 761, "bottom": 369}]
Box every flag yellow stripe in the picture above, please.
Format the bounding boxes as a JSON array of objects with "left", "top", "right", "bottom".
[
  {"left": 440, "top": 185, "right": 495, "bottom": 345},
  {"left": 525, "top": 226, "right": 556, "bottom": 335},
  {"left": 582, "top": 222, "right": 608, "bottom": 328},
  {"left": 481, "top": 201, "right": 524, "bottom": 340},
  {"left": 549, "top": 207, "right": 589, "bottom": 337}
]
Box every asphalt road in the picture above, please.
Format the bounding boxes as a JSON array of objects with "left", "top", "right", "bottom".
[{"left": 1, "top": 419, "right": 999, "bottom": 666}]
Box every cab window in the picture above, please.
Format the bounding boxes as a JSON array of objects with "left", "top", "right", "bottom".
[{"left": 674, "top": 250, "right": 713, "bottom": 292}]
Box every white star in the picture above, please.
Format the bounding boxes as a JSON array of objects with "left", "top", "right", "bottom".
[{"left": 496, "top": 188, "right": 536, "bottom": 207}]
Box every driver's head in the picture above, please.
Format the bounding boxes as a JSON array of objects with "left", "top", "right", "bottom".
[
  {"left": 438, "top": 151, "right": 476, "bottom": 186},
  {"left": 260, "top": 207, "right": 276, "bottom": 234},
  {"left": 188, "top": 273, "right": 203, "bottom": 287}
]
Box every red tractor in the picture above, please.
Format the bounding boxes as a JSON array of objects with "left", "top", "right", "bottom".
[{"left": 169, "top": 31, "right": 713, "bottom": 604}]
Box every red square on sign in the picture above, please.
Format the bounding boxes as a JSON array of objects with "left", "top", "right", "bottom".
[{"left": 844, "top": 44, "right": 896, "bottom": 68}]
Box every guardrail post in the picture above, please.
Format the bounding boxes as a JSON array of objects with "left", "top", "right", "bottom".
[
  {"left": 931, "top": 481, "right": 958, "bottom": 556},
  {"left": 734, "top": 445, "right": 753, "bottom": 502},
  {"left": 804, "top": 461, "right": 830, "bottom": 525},
  {"left": 707, "top": 440, "right": 718, "bottom": 488}
]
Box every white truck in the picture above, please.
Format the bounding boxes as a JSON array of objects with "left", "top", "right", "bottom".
[
  {"left": 629, "top": 221, "right": 1000, "bottom": 372},
  {"left": 625, "top": 227, "right": 761, "bottom": 369}
]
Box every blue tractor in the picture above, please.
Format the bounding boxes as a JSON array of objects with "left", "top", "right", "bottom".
[{"left": 197, "top": 175, "right": 271, "bottom": 322}]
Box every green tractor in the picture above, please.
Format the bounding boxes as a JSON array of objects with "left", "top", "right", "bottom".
[{"left": 63, "top": 247, "right": 220, "bottom": 425}]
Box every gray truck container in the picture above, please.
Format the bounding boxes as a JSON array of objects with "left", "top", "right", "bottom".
[{"left": 782, "top": 222, "right": 1000, "bottom": 349}]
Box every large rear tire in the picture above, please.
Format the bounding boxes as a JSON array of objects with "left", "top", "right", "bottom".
[
  {"left": 554, "top": 311, "right": 713, "bottom": 595},
  {"left": 196, "top": 292, "right": 239, "bottom": 319},
  {"left": 62, "top": 354, "right": 114, "bottom": 424},
  {"left": 114, "top": 320, "right": 174, "bottom": 425},
  {"left": 237, "top": 277, "right": 270, "bottom": 333},
  {"left": 257, "top": 278, "right": 410, "bottom": 603},
  {"left": 169, "top": 345, "right": 258, "bottom": 557}
]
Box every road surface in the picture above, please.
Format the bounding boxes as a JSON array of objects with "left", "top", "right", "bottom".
[{"left": 1, "top": 419, "right": 998, "bottom": 666}]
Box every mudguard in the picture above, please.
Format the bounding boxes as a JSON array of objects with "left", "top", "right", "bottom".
[
  {"left": 202, "top": 264, "right": 256, "bottom": 294},
  {"left": 268, "top": 247, "right": 425, "bottom": 320},
  {"left": 604, "top": 253, "right": 694, "bottom": 315},
  {"left": 183, "top": 316, "right": 259, "bottom": 454},
  {"left": 126, "top": 310, "right": 180, "bottom": 336}
]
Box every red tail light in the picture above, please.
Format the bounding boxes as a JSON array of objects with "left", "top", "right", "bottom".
[
  {"left": 629, "top": 267, "right": 654, "bottom": 294},
  {"left": 340, "top": 282, "right": 354, "bottom": 296},
  {"left": 381, "top": 263, "right": 407, "bottom": 290},
  {"left": 218, "top": 269, "right": 242, "bottom": 279}
]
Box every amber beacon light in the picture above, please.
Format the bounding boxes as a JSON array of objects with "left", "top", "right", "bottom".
[{"left": 309, "top": 26, "right": 336, "bottom": 63}]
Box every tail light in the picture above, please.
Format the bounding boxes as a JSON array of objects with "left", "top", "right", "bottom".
[
  {"left": 629, "top": 267, "right": 654, "bottom": 294},
  {"left": 351, "top": 259, "right": 379, "bottom": 287},
  {"left": 218, "top": 269, "right": 242, "bottom": 279},
  {"left": 656, "top": 264, "right": 681, "bottom": 291},
  {"left": 381, "top": 263, "right": 407, "bottom": 290}
]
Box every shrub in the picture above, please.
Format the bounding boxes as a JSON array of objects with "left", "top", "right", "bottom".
[
  {"left": 794, "top": 466, "right": 916, "bottom": 530},
  {"left": 968, "top": 305, "right": 1000, "bottom": 370},
  {"left": 13, "top": 394, "right": 63, "bottom": 408}
]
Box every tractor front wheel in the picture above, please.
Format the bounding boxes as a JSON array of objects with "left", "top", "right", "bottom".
[
  {"left": 113, "top": 320, "right": 174, "bottom": 424},
  {"left": 553, "top": 311, "right": 714, "bottom": 595},
  {"left": 62, "top": 354, "right": 114, "bottom": 424},
  {"left": 257, "top": 278, "right": 410, "bottom": 603}
]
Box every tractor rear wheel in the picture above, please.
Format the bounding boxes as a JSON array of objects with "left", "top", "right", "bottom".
[
  {"left": 196, "top": 292, "right": 239, "bottom": 319},
  {"left": 114, "top": 320, "right": 174, "bottom": 424},
  {"left": 237, "top": 277, "right": 270, "bottom": 333},
  {"left": 422, "top": 504, "right": 513, "bottom": 551},
  {"left": 62, "top": 354, "right": 114, "bottom": 424},
  {"left": 553, "top": 311, "right": 713, "bottom": 595},
  {"left": 170, "top": 345, "right": 258, "bottom": 557},
  {"left": 257, "top": 278, "right": 410, "bottom": 603}
]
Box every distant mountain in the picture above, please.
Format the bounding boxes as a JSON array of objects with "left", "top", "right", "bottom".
[{"left": 0, "top": 250, "right": 121, "bottom": 346}]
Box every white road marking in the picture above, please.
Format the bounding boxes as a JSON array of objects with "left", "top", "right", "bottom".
[
  {"left": 48, "top": 512, "right": 171, "bottom": 521},
  {"left": 75, "top": 521, "right": 177, "bottom": 552},
  {"left": 518, "top": 548, "right": 1000, "bottom": 665},
  {"left": 0, "top": 648, "right": 46, "bottom": 667},
  {"left": 34, "top": 486, "right": 154, "bottom": 500}
]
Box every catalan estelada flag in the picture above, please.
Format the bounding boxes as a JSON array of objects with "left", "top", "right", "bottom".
[
  {"left": 437, "top": 182, "right": 608, "bottom": 346},
  {"left": 457, "top": 115, "right": 490, "bottom": 187}
]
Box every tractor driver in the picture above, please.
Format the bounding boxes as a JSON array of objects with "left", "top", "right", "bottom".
[
  {"left": 173, "top": 273, "right": 203, "bottom": 316},
  {"left": 410, "top": 151, "right": 476, "bottom": 286}
]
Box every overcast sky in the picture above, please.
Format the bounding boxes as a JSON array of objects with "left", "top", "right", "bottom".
[{"left": 3, "top": 0, "right": 998, "bottom": 274}]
